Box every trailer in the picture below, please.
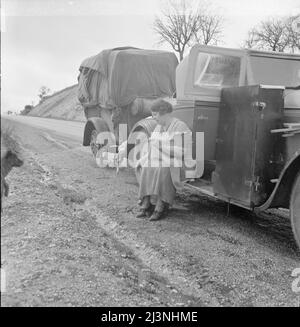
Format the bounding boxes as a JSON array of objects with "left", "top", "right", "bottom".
[{"left": 77, "top": 46, "right": 178, "bottom": 156}]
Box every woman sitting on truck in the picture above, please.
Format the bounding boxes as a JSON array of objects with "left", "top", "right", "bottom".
[{"left": 135, "top": 99, "right": 196, "bottom": 221}]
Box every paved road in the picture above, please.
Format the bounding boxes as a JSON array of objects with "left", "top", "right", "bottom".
[{"left": 4, "top": 115, "right": 85, "bottom": 142}]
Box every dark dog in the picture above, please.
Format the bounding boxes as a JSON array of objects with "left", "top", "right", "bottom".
[
  {"left": 1, "top": 150, "right": 24, "bottom": 198},
  {"left": 1, "top": 127, "right": 24, "bottom": 210}
]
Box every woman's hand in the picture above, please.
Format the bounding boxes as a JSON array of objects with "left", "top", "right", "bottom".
[
  {"left": 136, "top": 161, "right": 142, "bottom": 170},
  {"left": 117, "top": 141, "right": 127, "bottom": 164}
]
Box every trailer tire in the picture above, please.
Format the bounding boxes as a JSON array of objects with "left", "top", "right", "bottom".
[
  {"left": 290, "top": 171, "right": 300, "bottom": 249},
  {"left": 84, "top": 118, "right": 110, "bottom": 157}
]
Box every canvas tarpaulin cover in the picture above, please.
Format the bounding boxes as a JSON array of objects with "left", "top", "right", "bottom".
[{"left": 78, "top": 48, "right": 178, "bottom": 108}]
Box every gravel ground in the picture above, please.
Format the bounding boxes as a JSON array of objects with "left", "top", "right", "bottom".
[{"left": 1, "top": 118, "right": 300, "bottom": 306}]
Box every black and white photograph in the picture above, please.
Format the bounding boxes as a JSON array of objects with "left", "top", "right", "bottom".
[{"left": 1, "top": 0, "right": 300, "bottom": 309}]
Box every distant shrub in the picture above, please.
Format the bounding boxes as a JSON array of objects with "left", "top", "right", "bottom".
[{"left": 20, "top": 105, "right": 33, "bottom": 115}]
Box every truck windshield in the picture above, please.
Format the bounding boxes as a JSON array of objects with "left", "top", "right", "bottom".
[
  {"left": 249, "top": 56, "right": 300, "bottom": 87},
  {"left": 193, "top": 53, "right": 241, "bottom": 88}
]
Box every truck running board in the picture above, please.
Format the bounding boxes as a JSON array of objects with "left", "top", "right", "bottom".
[
  {"left": 184, "top": 179, "right": 252, "bottom": 210},
  {"left": 184, "top": 179, "right": 215, "bottom": 198}
]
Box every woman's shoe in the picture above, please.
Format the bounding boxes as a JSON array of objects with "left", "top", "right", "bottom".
[
  {"left": 149, "top": 210, "right": 164, "bottom": 221},
  {"left": 146, "top": 204, "right": 155, "bottom": 217},
  {"left": 149, "top": 202, "right": 169, "bottom": 221},
  {"left": 136, "top": 208, "right": 148, "bottom": 218}
]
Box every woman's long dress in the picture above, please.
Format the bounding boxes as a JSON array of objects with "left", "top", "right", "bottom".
[{"left": 136, "top": 117, "right": 195, "bottom": 206}]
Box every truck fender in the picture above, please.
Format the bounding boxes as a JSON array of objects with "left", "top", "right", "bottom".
[
  {"left": 128, "top": 117, "right": 157, "bottom": 140},
  {"left": 255, "top": 152, "right": 300, "bottom": 211},
  {"left": 126, "top": 118, "right": 157, "bottom": 158},
  {"left": 83, "top": 117, "right": 110, "bottom": 146}
]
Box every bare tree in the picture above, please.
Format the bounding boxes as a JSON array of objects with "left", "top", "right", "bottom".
[
  {"left": 38, "top": 86, "right": 51, "bottom": 103},
  {"left": 244, "top": 29, "right": 258, "bottom": 49},
  {"left": 154, "top": 0, "right": 197, "bottom": 61},
  {"left": 285, "top": 15, "right": 300, "bottom": 53},
  {"left": 244, "top": 15, "right": 300, "bottom": 53},
  {"left": 154, "top": 0, "right": 223, "bottom": 61},
  {"left": 194, "top": 11, "right": 223, "bottom": 45}
]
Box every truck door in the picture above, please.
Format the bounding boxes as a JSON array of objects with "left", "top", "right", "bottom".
[
  {"left": 182, "top": 46, "right": 246, "bottom": 164},
  {"left": 212, "top": 85, "right": 285, "bottom": 208}
]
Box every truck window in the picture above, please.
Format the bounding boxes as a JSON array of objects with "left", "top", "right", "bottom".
[
  {"left": 249, "top": 56, "right": 300, "bottom": 87},
  {"left": 193, "top": 53, "right": 241, "bottom": 88}
]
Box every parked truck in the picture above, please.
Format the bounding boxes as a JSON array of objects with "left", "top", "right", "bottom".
[{"left": 78, "top": 45, "right": 300, "bottom": 248}]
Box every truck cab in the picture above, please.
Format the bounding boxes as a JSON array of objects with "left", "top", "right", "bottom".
[
  {"left": 174, "top": 45, "right": 299, "bottom": 167},
  {"left": 172, "top": 45, "right": 300, "bottom": 247}
]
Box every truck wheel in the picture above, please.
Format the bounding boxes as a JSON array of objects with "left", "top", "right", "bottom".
[
  {"left": 90, "top": 129, "right": 99, "bottom": 157},
  {"left": 290, "top": 172, "right": 300, "bottom": 249},
  {"left": 127, "top": 127, "right": 149, "bottom": 165}
]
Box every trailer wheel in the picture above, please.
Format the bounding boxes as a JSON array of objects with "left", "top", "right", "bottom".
[
  {"left": 90, "top": 129, "right": 99, "bottom": 157},
  {"left": 290, "top": 172, "right": 300, "bottom": 249}
]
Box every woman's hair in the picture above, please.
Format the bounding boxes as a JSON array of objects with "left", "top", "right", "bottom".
[{"left": 150, "top": 99, "right": 173, "bottom": 115}]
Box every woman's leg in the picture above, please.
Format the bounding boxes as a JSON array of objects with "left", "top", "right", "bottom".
[
  {"left": 136, "top": 196, "right": 152, "bottom": 218},
  {"left": 137, "top": 166, "right": 174, "bottom": 220},
  {"left": 141, "top": 195, "right": 150, "bottom": 209},
  {"left": 154, "top": 198, "right": 164, "bottom": 212},
  {"left": 149, "top": 198, "right": 170, "bottom": 221}
]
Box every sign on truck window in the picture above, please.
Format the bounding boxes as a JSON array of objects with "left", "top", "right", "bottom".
[{"left": 193, "top": 53, "right": 241, "bottom": 88}]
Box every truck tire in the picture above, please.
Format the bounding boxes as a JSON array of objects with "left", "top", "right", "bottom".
[
  {"left": 90, "top": 129, "right": 99, "bottom": 157},
  {"left": 290, "top": 172, "right": 300, "bottom": 249},
  {"left": 127, "top": 127, "right": 149, "bottom": 165}
]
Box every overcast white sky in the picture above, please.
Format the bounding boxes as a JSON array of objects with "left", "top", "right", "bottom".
[{"left": 1, "top": 0, "right": 300, "bottom": 112}]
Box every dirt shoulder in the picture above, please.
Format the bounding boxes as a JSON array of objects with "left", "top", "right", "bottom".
[
  {"left": 1, "top": 141, "right": 199, "bottom": 307},
  {"left": 1, "top": 118, "right": 300, "bottom": 306}
]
